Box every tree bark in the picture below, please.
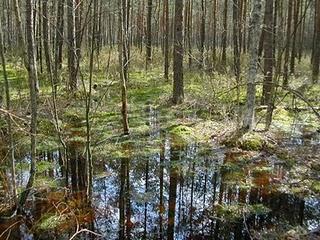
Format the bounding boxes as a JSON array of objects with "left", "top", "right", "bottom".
[
  {"left": 146, "top": 0, "right": 152, "bottom": 68},
  {"left": 172, "top": 0, "right": 184, "bottom": 105},
  {"left": 67, "top": 0, "right": 78, "bottom": 91},
  {"left": 243, "top": 0, "right": 263, "bottom": 131},
  {"left": 199, "top": 0, "right": 206, "bottom": 69},
  {"left": 312, "top": 0, "right": 320, "bottom": 83},
  {"left": 164, "top": 0, "right": 169, "bottom": 79},
  {"left": 290, "top": 0, "right": 300, "bottom": 74},
  {"left": 0, "top": 23, "right": 17, "bottom": 204},
  {"left": 118, "top": 0, "right": 130, "bottom": 135},
  {"left": 18, "top": 0, "right": 39, "bottom": 211},
  {"left": 283, "top": 0, "right": 293, "bottom": 87},
  {"left": 54, "top": 0, "right": 65, "bottom": 85},
  {"left": 261, "top": 0, "right": 274, "bottom": 106},
  {"left": 221, "top": 0, "right": 228, "bottom": 67}
]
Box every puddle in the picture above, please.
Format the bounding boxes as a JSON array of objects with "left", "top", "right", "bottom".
[{"left": 0, "top": 106, "right": 319, "bottom": 239}]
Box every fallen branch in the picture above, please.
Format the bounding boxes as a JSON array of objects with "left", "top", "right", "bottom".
[{"left": 69, "top": 229, "right": 102, "bottom": 240}]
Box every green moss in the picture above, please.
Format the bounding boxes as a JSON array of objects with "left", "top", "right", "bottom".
[
  {"left": 252, "top": 166, "right": 273, "bottom": 174},
  {"left": 239, "top": 132, "right": 264, "bottom": 151},
  {"left": 36, "top": 213, "right": 65, "bottom": 231},
  {"left": 168, "top": 124, "right": 199, "bottom": 143},
  {"left": 311, "top": 181, "right": 320, "bottom": 194},
  {"left": 216, "top": 203, "right": 270, "bottom": 222},
  {"left": 35, "top": 176, "right": 59, "bottom": 188}
]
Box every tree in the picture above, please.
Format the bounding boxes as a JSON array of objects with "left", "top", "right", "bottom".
[
  {"left": 312, "top": 0, "right": 320, "bottom": 83},
  {"left": 118, "top": 0, "right": 130, "bottom": 135},
  {"left": 54, "top": 0, "right": 65, "bottom": 85},
  {"left": 290, "top": 0, "right": 300, "bottom": 74},
  {"left": 67, "top": 0, "right": 78, "bottom": 91},
  {"left": 233, "top": 0, "right": 241, "bottom": 125},
  {"left": 243, "top": 0, "right": 263, "bottom": 131},
  {"left": 18, "top": 0, "right": 39, "bottom": 211},
  {"left": 199, "top": 0, "right": 206, "bottom": 69},
  {"left": 164, "top": 0, "right": 170, "bottom": 79},
  {"left": 172, "top": 0, "right": 184, "bottom": 104},
  {"left": 221, "top": 0, "right": 228, "bottom": 67},
  {"left": 283, "top": 0, "right": 293, "bottom": 87},
  {"left": 212, "top": 0, "right": 217, "bottom": 67},
  {"left": 261, "top": 0, "right": 274, "bottom": 106},
  {"left": 146, "top": 0, "right": 152, "bottom": 68},
  {"left": 0, "top": 22, "right": 17, "bottom": 204}
]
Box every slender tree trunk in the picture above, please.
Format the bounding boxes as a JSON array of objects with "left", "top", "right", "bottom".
[
  {"left": 18, "top": 0, "right": 39, "bottom": 211},
  {"left": 67, "top": 0, "right": 78, "bottom": 91},
  {"left": 221, "top": 0, "right": 228, "bottom": 67},
  {"left": 199, "top": 0, "right": 206, "bottom": 69},
  {"left": 243, "top": 0, "right": 263, "bottom": 131},
  {"left": 118, "top": 0, "right": 130, "bottom": 135},
  {"left": 290, "top": 0, "right": 300, "bottom": 74},
  {"left": 212, "top": 0, "right": 217, "bottom": 68},
  {"left": 54, "top": 0, "right": 65, "bottom": 85},
  {"left": 172, "top": 0, "right": 184, "bottom": 105},
  {"left": 283, "top": 0, "right": 293, "bottom": 87},
  {"left": 85, "top": 0, "right": 98, "bottom": 199},
  {"left": 264, "top": 0, "right": 276, "bottom": 130},
  {"left": 242, "top": 0, "right": 248, "bottom": 53},
  {"left": 187, "top": 0, "right": 193, "bottom": 68},
  {"left": 146, "top": 0, "right": 152, "bottom": 68},
  {"left": 312, "top": 0, "right": 320, "bottom": 83},
  {"left": 0, "top": 24, "right": 17, "bottom": 204},
  {"left": 164, "top": 0, "right": 169, "bottom": 79},
  {"left": 261, "top": 0, "right": 274, "bottom": 106},
  {"left": 298, "top": 0, "right": 305, "bottom": 62},
  {"left": 233, "top": 0, "right": 241, "bottom": 126}
]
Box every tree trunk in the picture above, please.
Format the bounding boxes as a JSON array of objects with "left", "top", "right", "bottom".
[
  {"left": 164, "top": 0, "right": 169, "bottom": 79},
  {"left": 312, "top": 0, "right": 320, "bottom": 83},
  {"left": 54, "top": 0, "right": 65, "bottom": 85},
  {"left": 290, "top": 0, "right": 300, "bottom": 74},
  {"left": 221, "top": 0, "right": 228, "bottom": 67},
  {"left": 18, "top": 0, "right": 39, "bottom": 211},
  {"left": 243, "top": 0, "right": 263, "bottom": 131},
  {"left": 172, "top": 0, "right": 184, "bottom": 105},
  {"left": 261, "top": 0, "right": 274, "bottom": 106},
  {"left": 212, "top": 0, "right": 217, "bottom": 68},
  {"left": 0, "top": 23, "right": 17, "bottom": 204},
  {"left": 67, "top": 0, "right": 78, "bottom": 91},
  {"left": 118, "top": 0, "right": 130, "bottom": 135},
  {"left": 199, "top": 0, "right": 206, "bottom": 69},
  {"left": 283, "top": 0, "right": 293, "bottom": 87},
  {"left": 233, "top": 0, "right": 241, "bottom": 126},
  {"left": 146, "top": 0, "right": 152, "bottom": 68}
]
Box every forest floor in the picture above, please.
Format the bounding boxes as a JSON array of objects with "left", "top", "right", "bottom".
[{"left": 0, "top": 50, "right": 320, "bottom": 239}]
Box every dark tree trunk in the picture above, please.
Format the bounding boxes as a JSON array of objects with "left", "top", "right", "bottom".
[
  {"left": 146, "top": 0, "right": 152, "bottom": 68},
  {"left": 261, "top": 0, "right": 274, "bottom": 106},
  {"left": 312, "top": 0, "right": 320, "bottom": 83},
  {"left": 118, "top": 0, "right": 130, "bottom": 135},
  {"left": 54, "top": 0, "right": 65, "bottom": 84},
  {"left": 212, "top": 0, "right": 217, "bottom": 67},
  {"left": 164, "top": 0, "right": 170, "bottom": 79},
  {"left": 221, "top": 0, "right": 228, "bottom": 67},
  {"left": 67, "top": 0, "right": 78, "bottom": 91},
  {"left": 18, "top": 0, "right": 38, "bottom": 211},
  {"left": 199, "top": 0, "right": 206, "bottom": 69},
  {"left": 243, "top": 0, "right": 263, "bottom": 131},
  {"left": 172, "top": 0, "right": 184, "bottom": 104},
  {"left": 290, "top": 0, "right": 300, "bottom": 74},
  {"left": 283, "top": 0, "right": 293, "bottom": 87}
]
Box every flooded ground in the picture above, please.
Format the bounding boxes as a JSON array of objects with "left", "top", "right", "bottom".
[{"left": 0, "top": 106, "right": 319, "bottom": 239}]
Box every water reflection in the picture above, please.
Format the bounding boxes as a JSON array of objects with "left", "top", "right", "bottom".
[{"left": 1, "top": 107, "right": 320, "bottom": 239}]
